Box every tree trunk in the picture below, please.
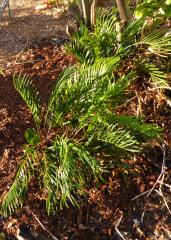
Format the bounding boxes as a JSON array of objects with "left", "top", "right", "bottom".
[
  {"left": 81, "top": 0, "right": 92, "bottom": 27},
  {"left": 115, "top": 0, "right": 131, "bottom": 28},
  {"left": 80, "top": 0, "right": 104, "bottom": 29}
]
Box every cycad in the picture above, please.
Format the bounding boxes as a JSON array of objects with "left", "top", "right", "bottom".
[
  {"left": 66, "top": 8, "right": 171, "bottom": 88},
  {"left": 1, "top": 56, "right": 161, "bottom": 217}
]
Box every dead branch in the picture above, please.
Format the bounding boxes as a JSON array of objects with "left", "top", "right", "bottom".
[
  {"left": 132, "top": 144, "right": 171, "bottom": 215},
  {"left": 32, "top": 213, "right": 59, "bottom": 240},
  {"left": 115, "top": 213, "right": 126, "bottom": 240}
]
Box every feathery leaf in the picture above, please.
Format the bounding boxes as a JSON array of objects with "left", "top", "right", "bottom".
[
  {"left": 1, "top": 146, "right": 35, "bottom": 216},
  {"left": 44, "top": 137, "right": 102, "bottom": 214},
  {"left": 13, "top": 74, "right": 41, "bottom": 125},
  {"left": 140, "top": 29, "right": 171, "bottom": 57}
]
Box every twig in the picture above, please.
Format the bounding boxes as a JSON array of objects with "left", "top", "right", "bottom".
[
  {"left": 131, "top": 189, "right": 151, "bottom": 201},
  {"left": 146, "top": 170, "right": 163, "bottom": 197},
  {"left": 32, "top": 212, "right": 59, "bottom": 240},
  {"left": 119, "top": 86, "right": 171, "bottom": 108},
  {"left": 146, "top": 144, "right": 166, "bottom": 195},
  {"left": 158, "top": 181, "right": 171, "bottom": 190},
  {"left": 154, "top": 189, "right": 171, "bottom": 214},
  {"left": 14, "top": 59, "right": 42, "bottom": 65},
  {"left": 15, "top": 38, "right": 29, "bottom": 59},
  {"left": 115, "top": 213, "right": 126, "bottom": 240},
  {"left": 132, "top": 144, "right": 171, "bottom": 215},
  {"left": 135, "top": 90, "right": 142, "bottom": 116}
]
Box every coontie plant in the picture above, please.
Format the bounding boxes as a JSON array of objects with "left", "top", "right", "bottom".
[
  {"left": 66, "top": 8, "right": 171, "bottom": 87},
  {"left": 1, "top": 56, "right": 161, "bottom": 217},
  {"left": 1, "top": 7, "right": 167, "bottom": 217}
]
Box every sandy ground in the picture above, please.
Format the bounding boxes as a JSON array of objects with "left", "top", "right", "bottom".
[{"left": 0, "top": 0, "right": 72, "bottom": 67}]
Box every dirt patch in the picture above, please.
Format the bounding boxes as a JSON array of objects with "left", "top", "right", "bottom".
[{"left": 0, "top": 0, "right": 76, "bottom": 67}]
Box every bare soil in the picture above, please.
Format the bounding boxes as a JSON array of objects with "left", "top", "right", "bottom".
[{"left": 0, "top": 0, "right": 75, "bottom": 67}]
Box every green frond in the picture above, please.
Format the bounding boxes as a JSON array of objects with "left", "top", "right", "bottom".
[
  {"left": 1, "top": 146, "right": 35, "bottom": 216},
  {"left": 96, "top": 123, "right": 140, "bottom": 152},
  {"left": 94, "top": 8, "right": 118, "bottom": 38},
  {"left": 66, "top": 23, "right": 97, "bottom": 64},
  {"left": 147, "top": 64, "right": 169, "bottom": 88},
  {"left": 140, "top": 29, "right": 171, "bottom": 57},
  {"left": 44, "top": 160, "right": 59, "bottom": 214},
  {"left": 94, "top": 8, "right": 119, "bottom": 57},
  {"left": 105, "top": 115, "right": 162, "bottom": 139},
  {"left": 66, "top": 38, "right": 96, "bottom": 64},
  {"left": 44, "top": 137, "right": 83, "bottom": 213},
  {"left": 86, "top": 113, "right": 141, "bottom": 152},
  {"left": 24, "top": 128, "right": 40, "bottom": 145},
  {"left": 44, "top": 137, "right": 102, "bottom": 214},
  {"left": 47, "top": 65, "right": 78, "bottom": 124},
  {"left": 48, "top": 57, "right": 120, "bottom": 126},
  {"left": 121, "top": 19, "right": 144, "bottom": 47},
  {"left": 103, "top": 72, "right": 136, "bottom": 101},
  {"left": 71, "top": 143, "right": 102, "bottom": 176},
  {"left": 49, "top": 65, "right": 77, "bottom": 103},
  {"left": 73, "top": 23, "right": 90, "bottom": 41},
  {"left": 142, "top": 63, "right": 169, "bottom": 88},
  {"left": 66, "top": 8, "right": 119, "bottom": 62},
  {"left": 13, "top": 74, "right": 41, "bottom": 125}
]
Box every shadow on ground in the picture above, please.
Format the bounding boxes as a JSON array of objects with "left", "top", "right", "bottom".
[{"left": 0, "top": 5, "right": 74, "bottom": 66}]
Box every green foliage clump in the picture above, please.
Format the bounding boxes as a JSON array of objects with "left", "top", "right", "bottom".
[
  {"left": 67, "top": 7, "right": 171, "bottom": 87},
  {"left": 135, "top": 0, "right": 171, "bottom": 19},
  {"left": 1, "top": 60, "right": 160, "bottom": 216},
  {"left": 1, "top": 7, "right": 168, "bottom": 217}
]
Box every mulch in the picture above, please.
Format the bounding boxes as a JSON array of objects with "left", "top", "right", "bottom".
[{"left": 0, "top": 40, "right": 171, "bottom": 240}]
